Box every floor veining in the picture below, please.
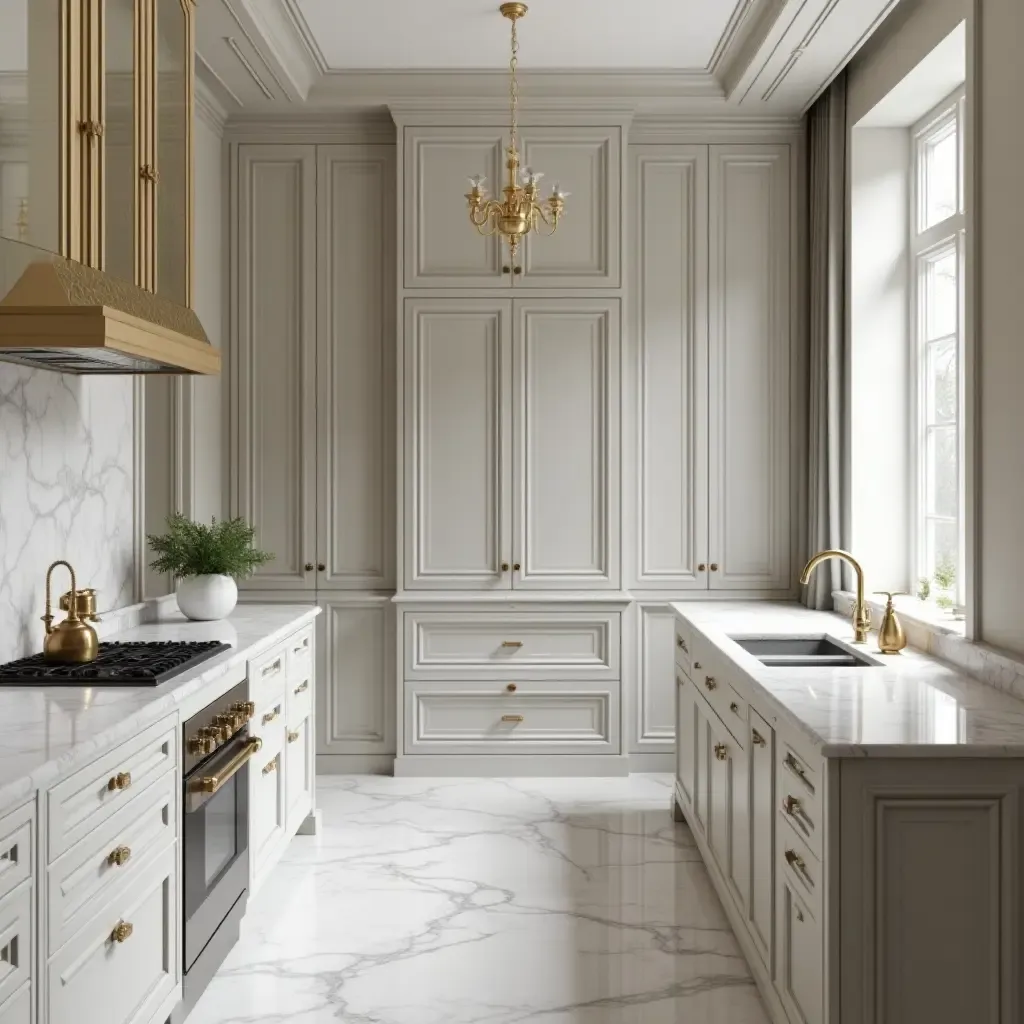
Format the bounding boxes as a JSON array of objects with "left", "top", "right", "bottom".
[{"left": 187, "top": 774, "right": 770, "bottom": 1024}]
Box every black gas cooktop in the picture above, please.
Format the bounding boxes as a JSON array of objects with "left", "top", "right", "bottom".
[{"left": 0, "top": 640, "right": 231, "bottom": 687}]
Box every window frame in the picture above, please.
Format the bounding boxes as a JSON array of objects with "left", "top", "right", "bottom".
[{"left": 909, "top": 87, "right": 967, "bottom": 612}]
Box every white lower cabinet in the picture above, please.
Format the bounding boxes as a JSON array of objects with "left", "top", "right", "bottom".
[
  {"left": 286, "top": 713, "right": 314, "bottom": 835},
  {"left": 777, "top": 876, "right": 823, "bottom": 1024},
  {"left": 675, "top": 673, "right": 697, "bottom": 810},
  {"left": 0, "top": 984, "right": 30, "bottom": 1024},
  {"left": 251, "top": 744, "right": 286, "bottom": 884}
]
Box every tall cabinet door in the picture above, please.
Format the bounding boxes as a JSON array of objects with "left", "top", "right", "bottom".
[
  {"left": 234, "top": 145, "right": 318, "bottom": 589},
  {"left": 708, "top": 145, "right": 792, "bottom": 591},
  {"left": 404, "top": 299, "right": 513, "bottom": 590},
  {"left": 316, "top": 146, "right": 396, "bottom": 590},
  {"left": 630, "top": 146, "right": 709, "bottom": 590}
]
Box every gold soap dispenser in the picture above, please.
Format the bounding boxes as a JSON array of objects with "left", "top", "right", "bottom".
[
  {"left": 875, "top": 591, "right": 908, "bottom": 655},
  {"left": 42, "top": 560, "right": 99, "bottom": 663}
]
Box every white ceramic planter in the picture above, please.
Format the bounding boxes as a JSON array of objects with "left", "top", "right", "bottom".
[{"left": 176, "top": 574, "right": 238, "bottom": 621}]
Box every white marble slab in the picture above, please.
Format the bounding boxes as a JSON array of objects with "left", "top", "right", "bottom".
[
  {"left": 187, "top": 774, "right": 771, "bottom": 1024},
  {"left": 673, "top": 601, "right": 1024, "bottom": 758},
  {"left": 0, "top": 603, "right": 319, "bottom": 813}
]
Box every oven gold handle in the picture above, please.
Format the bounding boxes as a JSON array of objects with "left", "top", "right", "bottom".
[{"left": 192, "top": 737, "right": 262, "bottom": 796}]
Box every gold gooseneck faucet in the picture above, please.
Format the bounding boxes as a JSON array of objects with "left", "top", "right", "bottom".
[{"left": 799, "top": 549, "right": 871, "bottom": 644}]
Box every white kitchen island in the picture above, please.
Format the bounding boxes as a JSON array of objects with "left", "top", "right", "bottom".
[
  {"left": 671, "top": 601, "right": 1024, "bottom": 1024},
  {"left": 0, "top": 603, "right": 319, "bottom": 1024}
]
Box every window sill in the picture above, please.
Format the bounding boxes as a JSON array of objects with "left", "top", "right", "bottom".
[{"left": 833, "top": 589, "right": 1024, "bottom": 701}]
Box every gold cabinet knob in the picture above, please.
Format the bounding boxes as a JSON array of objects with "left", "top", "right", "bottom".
[
  {"left": 513, "top": 266, "right": 522, "bottom": 275},
  {"left": 751, "top": 729, "right": 766, "bottom": 747},
  {"left": 110, "top": 921, "right": 133, "bottom": 943},
  {"left": 501, "top": 562, "right": 510, "bottom": 572},
  {"left": 107, "top": 845, "right": 132, "bottom": 867},
  {"left": 713, "top": 742, "right": 728, "bottom": 761},
  {"left": 317, "top": 563, "right": 326, "bottom": 571},
  {"left": 107, "top": 772, "right": 131, "bottom": 792},
  {"left": 512, "top": 562, "right": 521, "bottom": 571},
  {"left": 710, "top": 563, "right": 719, "bottom": 572},
  {"left": 676, "top": 636, "right": 688, "bottom": 651},
  {"left": 697, "top": 563, "right": 707, "bottom": 571},
  {"left": 262, "top": 758, "right": 278, "bottom": 776},
  {"left": 704, "top": 676, "right": 717, "bottom": 691},
  {"left": 506, "top": 683, "right": 517, "bottom": 692},
  {"left": 783, "top": 795, "right": 802, "bottom": 817},
  {"left": 502, "top": 265, "right": 511, "bottom": 274},
  {"left": 730, "top": 702, "right": 740, "bottom": 714},
  {"left": 693, "top": 661, "right": 702, "bottom": 670},
  {"left": 287, "top": 729, "right": 300, "bottom": 744},
  {"left": 304, "top": 562, "right": 314, "bottom": 572}
]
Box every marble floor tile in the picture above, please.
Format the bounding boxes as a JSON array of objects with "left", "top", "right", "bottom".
[{"left": 187, "top": 775, "right": 770, "bottom": 1024}]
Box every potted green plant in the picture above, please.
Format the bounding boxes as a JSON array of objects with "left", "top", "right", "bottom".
[
  {"left": 147, "top": 514, "right": 273, "bottom": 621},
  {"left": 932, "top": 557, "right": 956, "bottom": 613}
]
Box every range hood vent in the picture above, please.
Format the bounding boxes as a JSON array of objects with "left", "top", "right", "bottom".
[{"left": 0, "top": 257, "right": 219, "bottom": 375}]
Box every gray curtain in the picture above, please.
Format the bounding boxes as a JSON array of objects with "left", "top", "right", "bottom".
[{"left": 803, "top": 72, "right": 848, "bottom": 609}]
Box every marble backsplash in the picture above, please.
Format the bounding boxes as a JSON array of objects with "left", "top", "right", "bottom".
[{"left": 0, "top": 365, "right": 135, "bottom": 663}]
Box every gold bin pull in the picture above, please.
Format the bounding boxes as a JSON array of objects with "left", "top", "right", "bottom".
[
  {"left": 501, "top": 640, "right": 524, "bottom": 648},
  {"left": 262, "top": 758, "right": 278, "bottom": 776},
  {"left": 261, "top": 658, "right": 282, "bottom": 678},
  {"left": 294, "top": 680, "right": 310, "bottom": 695},
  {"left": 501, "top": 714, "right": 524, "bottom": 723},
  {"left": 192, "top": 738, "right": 262, "bottom": 796},
  {"left": 262, "top": 708, "right": 280, "bottom": 725}
]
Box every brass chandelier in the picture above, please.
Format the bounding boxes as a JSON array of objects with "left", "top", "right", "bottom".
[{"left": 466, "top": 3, "right": 569, "bottom": 260}]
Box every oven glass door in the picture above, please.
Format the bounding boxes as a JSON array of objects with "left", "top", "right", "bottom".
[{"left": 184, "top": 733, "right": 256, "bottom": 970}]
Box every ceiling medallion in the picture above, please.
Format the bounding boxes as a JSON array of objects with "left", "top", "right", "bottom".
[{"left": 466, "top": 3, "right": 569, "bottom": 261}]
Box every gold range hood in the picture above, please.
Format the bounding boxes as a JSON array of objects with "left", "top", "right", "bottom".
[{"left": 0, "top": 254, "right": 219, "bottom": 375}]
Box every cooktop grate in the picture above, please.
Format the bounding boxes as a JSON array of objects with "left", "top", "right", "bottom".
[{"left": 0, "top": 640, "right": 231, "bottom": 687}]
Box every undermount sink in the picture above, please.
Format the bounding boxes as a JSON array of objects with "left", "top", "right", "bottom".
[{"left": 728, "top": 635, "right": 877, "bottom": 668}]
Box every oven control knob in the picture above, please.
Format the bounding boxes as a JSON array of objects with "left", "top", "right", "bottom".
[
  {"left": 188, "top": 730, "right": 217, "bottom": 756},
  {"left": 231, "top": 701, "right": 256, "bottom": 722}
]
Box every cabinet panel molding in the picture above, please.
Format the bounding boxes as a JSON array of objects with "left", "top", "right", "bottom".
[
  {"left": 234, "top": 145, "right": 317, "bottom": 590},
  {"left": 634, "top": 604, "right": 677, "bottom": 751},
  {"left": 316, "top": 145, "right": 396, "bottom": 590},
  {"left": 631, "top": 146, "right": 709, "bottom": 588}
]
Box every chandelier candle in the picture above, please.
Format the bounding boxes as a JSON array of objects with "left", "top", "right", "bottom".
[{"left": 466, "top": 3, "right": 569, "bottom": 261}]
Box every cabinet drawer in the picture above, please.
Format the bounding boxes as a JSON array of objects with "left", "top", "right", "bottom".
[
  {"left": 405, "top": 611, "right": 620, "bottom": 681},
  {"left": 285, "top": 715, "right": 313, "bottom": 833},
  {"left": 778, "top": 740, "right": 823, "bottom": 853},
  {"left": 251, "top": 694, "right": 286, "bottom": 754},
  {"left": 47, "top": 769, "right": 175, "bottom": 955},
  {"left": 691, "top": 654, "right": 746, "bottom": 749},
  {"left": 777, "top": 875, "right": 823, "bottom": 1024},
  {"left": 0, "top": 885, "right": 32, "bottom": 1011},
  {"left": 47, "top": 720, "right": 176, "bottom": 862},
  {"left": 47, "top": 844, "right": 177, "bottom": 1024},
  {"left": 249, "top": 643, "right": 287, "bottom": 708},
  {"left": 0, "top": 804, "right": 33, "bottom": 906},
  {"left": 406, "top": 682, "right": 618, "bottom": 755},
  {"left": 0, "top": 984, "right": 30, "bottom": 1024},
  {"left": 778, "top": 815, "right": 822, "bottom": 920},
  {"left": 287, "top": 672, "right": 312, "bottom": 729},
  {"left": 285, "top": 626, "right": 313, "bottom": 682},
  {"left": 251, "top": 745, "right": 286, "bottom": 880}
]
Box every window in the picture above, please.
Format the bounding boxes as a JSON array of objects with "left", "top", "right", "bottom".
[{"left": 911, "top": 89, "right": 966, "bottom": 611}]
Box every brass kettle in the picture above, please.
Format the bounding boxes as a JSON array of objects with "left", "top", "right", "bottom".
[{"left": 42, "top": 561, "right": 99, "bottom": 663}]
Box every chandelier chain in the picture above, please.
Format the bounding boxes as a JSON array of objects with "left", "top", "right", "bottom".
[{"left": 509, "top": 16, "right": 519, "bottom": 151}]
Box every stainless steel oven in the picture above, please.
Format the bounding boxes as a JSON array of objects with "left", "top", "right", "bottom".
[{"left": 179, "top": 679, "right": 260, "bottom": 1017}]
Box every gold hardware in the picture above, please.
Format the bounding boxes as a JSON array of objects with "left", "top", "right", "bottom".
[
  {"left": 795, "top": 906, "right": 804, "bottom": 922},
  {"left": 261, "top": 659, "right": 282, "bottom": 678},
  {"left": 214, "top": 712, "right": 245, "bottom": 737},
  {"left": 193, "top": 738, "right": 262, "bottom": 795},
  {"left": 783, "top": 795, "right": 802, "bottom": 817},
  {"left": 294, "top": 680, "right": 310, "bottom": 695},
  {"left": 42, "top": 561, "right": 99, "bottom": 663},
  {"left": 513, "top": 266, "right": 522, "bottom": 275},
  {"left": 785, "top": 849, "right": 813, "bottom": 886},
  {"left": 693, "top": 661, "right": 702, "bottom": 670},
  {"left": 501, "top": 640, "right": 523, "bottom": 648},
  {"left": 262, "top": 708, "right": 280, "bottom": 725},
  {"left": 78, "top": 120, "right": 105, "bottom": 137},
  {"left": 231, "top": 701, "right": 256, "bottom": 720},
  {"left": 710, "top": 562, "right": 719, "bottom": 571},
  {"left": 784, "top": 753, "right": 813, "bottom": 790},
  {"left": 305, "top": 562, "right": 314, "bottom": 572},
  {"left": 676, "top": 636, "right": 688, "bottom": 651},
  {"left": 503, "top": 265, "right": 511, "bottom": 274},
  {"left": 317, "top": 563, "right": 325, "bottom": 571},
  {"left": 506, "top": 683, "right": 517, "bottom": 692},
  {"left": 107, "top": 845, "right": 132, "bottom": 867},
  {"left": 287, "top": 729, "right": 300, "bottom": 744},
  {"left": 262, "top": 758, "right": 278, "bottom": 776},
  {"left": 466, "top": 3, "right": 567, "bottom": 260},
  {"left": 501, "top": 562, "right": 510, "bottom": 572},
  {"left": 875, "top": 591, "right": 908, "bottom": 654},
  {"left": 730, "top": 702, "right": 740, "bottom": 714},
  {"left": 752, "top": 729, "right": 766, "bottom": 747},
  {"left": 704, "top": 676, "right": 717, "bottom": 691},
  {"left": 513, "top": 562, "right": 521, "bottom": 571},
  {"left": 107, "top": 772, "right": 131, "bottom": 792},
  {"left": 714, "top": 742, "right": 728, "bottom": 761},
  {"left": 187, "top": 731, "right": 217, "bottom": 756},
  {"left": 59, "top": 587, "right": 100, "bottom": 623},
  {"left": 800, "top": 549, "right": 871, "bottom": 643},
  {"left": 697, "top": 563, "right": 706, "bottom": 571},
  {"left": 110, "top": 921, "right": 133, "bottom": 943},
  {"left": 293, "top": 638, "right": 309, "bottom": 654},
  {"left": 139, "top": 164, "right": 160, "bottom": 184},
  {"left": 501, "top": 714, "right": 524, "bottom": 723}
]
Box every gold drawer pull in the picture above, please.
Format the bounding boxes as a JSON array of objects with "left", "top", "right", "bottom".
[
  {"left": 262, "top": 708, "right": 281, "bottom": 725},
  {"left": 107, "top": 772, "right": 132, "bottom": 792},
  {"left": 501, "top": 714, "right": 524, "bottom": 723},
  {"left": 730, "top": 702, "right": 740, "bottom": 714},
  {"left": 293, "top": 638, "right": 310, "bottom": 654},
  {"left": 262, "top": 758, "right": 278, "bottom": 776},
  {"left": 795, "top": 906, "right": 805, "bottom": 922},
  {"left": 107, "top": 845, "right": 132, "bottom": 868},
  {"left": 751, "top": 729, "right": 766, "bottom": 747},
  {"left": 676, "top": 636, "right": 688, "bottom": 652},
  {"left": 294, "top": 680, "right": 310, "bottom": 695},
  {"left": 783, "top": 795, "right": 803, "bottom": 818},
  {"left": 110, "top": 921, "right": 133, "bottom": 943},
  {"left": 287, "top": 729, "right": 300, "bottom": 744},
  {"left": 261, "top": 658, "right": 282, "bottom": 678},
  {"left": 704, "top": 676, "right": 717, "bottom": 691},
  {"left": 693, "top": 661, "right": 702, "bottom": 670},
  {"left": 785, "top": 849, "right": 813, "bottom": 887},
  {"left": 784, "top": 753, "right": 814, "bottom": 791},
  {"left": 501, "top": 640, "right": 523, "bottom": 648},
  {"left": 713, "top": 742, "right": 728, "bottom": 761}
]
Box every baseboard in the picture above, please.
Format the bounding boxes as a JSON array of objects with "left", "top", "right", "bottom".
[
  {"left": 628, "top": 751, "right": 674, "bottom": 773},
  {"left": 671, "top": 781, "right": 789, "bottom": 1024},
  {"left": 316, "top": 753, "right": 396, "bottom": 775},
  {"left": 393, "top": 753, "right": 631, "bottom": 777}
]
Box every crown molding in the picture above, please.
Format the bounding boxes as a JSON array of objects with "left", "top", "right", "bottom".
[
  {"left": 388, "top": 96, "right": 637, "bottom": 129},
  {"left": 195, "top": 74, "right": 230, "bottom": 135},
  {"left": 241, "top": 0, "right": 320, "bottom": 98},
  {"left": 629, "top": 112, "right": 803, "bottom": 144},
  {"left": 224, "top": 110, "right": 396, "bottom": 145}
]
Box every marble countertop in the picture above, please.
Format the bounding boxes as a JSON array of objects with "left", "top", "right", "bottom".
[
  {"left": 672, "top": 601, "right": 1024, "bottom": 758},
  {"left": 0, "top": 603, "right": 319, "bottom": 814}
]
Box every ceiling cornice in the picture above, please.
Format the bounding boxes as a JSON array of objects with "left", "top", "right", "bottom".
[
  {"left": 195, "top": 73, "right": 230, "bottom": 135},
  {"left": 224, "top": 110, "right": 396, "bottom": 144},
  {"left": 629, "top": 113, "right": 803, "bottom": 145}
]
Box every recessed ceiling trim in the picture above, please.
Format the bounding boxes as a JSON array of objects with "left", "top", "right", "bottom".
[
  {"left": 221, "top": 0, "right": 295, "bottom": 100},
  {"left": 280, "top": 0, "right": 329, "bottom": 74},
  {"left": 225, "top": 37, "right": 274, "bottom": 101}
]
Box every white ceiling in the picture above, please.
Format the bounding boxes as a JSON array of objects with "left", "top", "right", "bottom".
[{"left": 291, "top": 0, "right": 743, "bottom": 70}]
